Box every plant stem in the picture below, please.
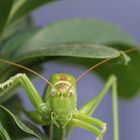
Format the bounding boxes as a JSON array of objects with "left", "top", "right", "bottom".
[
  {"left": 61, "top": 128, "right": 66, "bottom": 140},
  {"left": 112, "top": 81, "right": 119, "bottom": 140},
  {"left": 43, "top": 124, "right": 66, "bottom": 140}
]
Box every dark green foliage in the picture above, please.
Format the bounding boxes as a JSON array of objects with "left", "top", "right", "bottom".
[
  {"left": 0, "top": 0, "right": 13, "bottom": 35},
  {"left": 0, "top": 1, "right": 139, "bottom": 140},
  {"left": 0, "top": 105, "right": 46, "bottom": 140}
]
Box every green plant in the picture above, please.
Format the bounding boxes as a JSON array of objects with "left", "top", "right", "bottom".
[{"left": 0, "top": 1, "right": 140, "bottom": 140}]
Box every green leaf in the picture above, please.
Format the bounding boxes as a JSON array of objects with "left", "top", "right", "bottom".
[
  {"left": 0, "top": 26, "right": 39, "bottom": 81},
  {"left": 0, "top": 105, "right": 46, "bottom": 140},
  {"left": 0, "top": 0, "right": 13, "bottom": 35},
  {"left": 0, "top": 16, "right": 34, "bottom": 43},
  {"left": 0, "top": 26, "right": 39, "bottom": 57},
  {"left": 21, "top": 18, "right": 135, "bottom": 46},
  {"left": 0, "top": 122, "right": 11, "bottom": 140},
  {"left": 16, "top": 43, "right": 121, "bottom": 60},
  {"left": 0, "top": 43, "right": 120, "bottom": 82},
  {"left": 1, "top": 19, "right": 136, "bottom": 60},
  {"left": 8, "top": 0, "right": 58, "bottom": 23},
  {"left": 2, "top": 95, "right": 23, "bottom": 116}
]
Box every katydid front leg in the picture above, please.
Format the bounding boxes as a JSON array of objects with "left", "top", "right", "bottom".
[
  {"left": 79, "top": 75, "right": 119, "bottom": 140},
  {"left": 25, "top": 110, "right": 51, "bottom": 125},
  {"left": 67, "top": 108, "right": 106, "bottom": 140},
  {"left": 0, "top": 73, "right": 50, "bottom": 119}
]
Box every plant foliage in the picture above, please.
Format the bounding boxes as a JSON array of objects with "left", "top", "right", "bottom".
[{"left": 0, "top": 1, "right": 139, "bottom": 140}]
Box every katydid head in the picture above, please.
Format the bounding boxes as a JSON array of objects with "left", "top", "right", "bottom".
[{"left": 44, "top": 73, "right": 77, "bottom": 127}]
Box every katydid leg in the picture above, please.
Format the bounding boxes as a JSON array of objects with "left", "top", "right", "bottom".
[
  {"left": 25, "top": 111, "right": 51, "bottom": 125},
  {"left": 73, "top": 113, "right": 107, "bottom": 134},
  {"left": 0, "top": 73, "right": 48, "bottom": 115},
  {"left": 70, "top": 118, "right": 103, "bottom": 140},
  {"left": 79, "top": 75, "right": 119, "bottom": 140}
]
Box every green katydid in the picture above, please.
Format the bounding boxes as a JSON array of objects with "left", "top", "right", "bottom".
[{"left": 0, "top": 48, "right": 138, "bottom": 140}]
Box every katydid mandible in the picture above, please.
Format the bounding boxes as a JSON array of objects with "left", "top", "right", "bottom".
[{"left": 0, "top": 48, "right": 138, "bottom": 140}]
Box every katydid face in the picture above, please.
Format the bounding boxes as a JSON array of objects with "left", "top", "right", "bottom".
[{"left": 44, "top": 73, "right": 77, "bottom": 127}]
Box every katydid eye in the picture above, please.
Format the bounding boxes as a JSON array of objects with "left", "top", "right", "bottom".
[{"left": 68, "top": 91, "right": 73, "bottom": 96}]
